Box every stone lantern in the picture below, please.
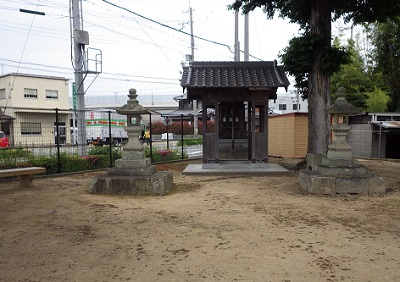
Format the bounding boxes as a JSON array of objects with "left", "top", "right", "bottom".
[
  {"left": 298, "top": 87, "right": 385, "bottom": 195},
  {"left": 89, "top": 88, "right": 173, "bottom": 195},
  {"left": 113, "top": 88, "right": 154, "bottom": 175},
  {"left": 326, "top": 87, "right": 360, "bottom": 163}
]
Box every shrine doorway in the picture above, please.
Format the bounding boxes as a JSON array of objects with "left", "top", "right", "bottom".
[{"left": 218, "top": 102, "right": 248, "bottom": 160}]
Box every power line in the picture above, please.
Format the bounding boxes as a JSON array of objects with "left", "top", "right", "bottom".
[
  {"left": 100, "top": 0, "right": 235, "bottom": 53},
  {"left": 4, "top": 0, "right": 42, "bottom": 111},
  {"left": 0, "top": 58, "right": 179, "bottom": 81}
]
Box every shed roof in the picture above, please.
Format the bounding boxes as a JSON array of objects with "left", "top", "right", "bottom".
[
  {"left": 181, "top": 61, "right": 290, "bottom": 90},
  {"left": 371, "top": 121, "right": 400, "bottom": 129}
]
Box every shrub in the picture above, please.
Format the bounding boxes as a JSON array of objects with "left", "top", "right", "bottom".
[
  {"left": 30, "top": 153, "right": 110, "bottom": 173},
  {"left": 143, "top": 147, "right": 187, "bottom": 162},
  {"left": 88, "top": 146, "right": 122, "bottom": 162},
  {"left": 176, "top": 138, "right": 203, "bottom": 146},
  {"left": 0, "top": 147, "right": 33, "bottom": 159},
  {"left": 152, "top": 149, "right": 183, "bottom": 162},
  {"left": 31, "top": 154, "right": 61, "bottom": 174},
  {"left": 169, "top": 121, "right": 193, "bottom": 135},
  {"left": 198, "top": 120, "right": 215, "bottom": 134},
  {"left": 150, "top": 122, "right": 166, "bottom": 134}
]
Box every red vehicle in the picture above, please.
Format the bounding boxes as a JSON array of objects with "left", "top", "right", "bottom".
[{"left": 0, "top": 131, "right": 9, "bottom": 148}]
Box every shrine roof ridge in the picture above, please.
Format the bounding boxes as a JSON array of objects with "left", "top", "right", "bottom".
[{"left": 181, "top": 60, "right": 290, "bottom": 89}]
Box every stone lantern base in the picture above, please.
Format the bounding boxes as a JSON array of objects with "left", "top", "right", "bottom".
[
  {"left": 89, "top": 170, "right": 173, "bottom": 195},
  {"left": 298, "top": 153, "right": 385, "bottom": 195}
]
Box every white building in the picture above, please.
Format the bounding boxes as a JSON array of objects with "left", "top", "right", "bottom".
[
  {"left": 269, "top": 89, "right": 308, "bottom": 115},
  {"left": 0, "top": 73, "right": 70, "bottom": 146}
]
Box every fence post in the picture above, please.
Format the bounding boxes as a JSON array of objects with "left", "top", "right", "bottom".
[
  {"left": 181, "top": 114, "right": 184, "bottom": 160},
  {"left": 149, "top": 112, "right": 153, "bottom": 163},
  {"left": 108, "top": 110, "right": 113, "bottom": 167},
  {"left": 166, "top": 116, "right": 170, "bottom": 150},
  {"left": 55, "top": 108, "right": 61, "bottom": 174}
]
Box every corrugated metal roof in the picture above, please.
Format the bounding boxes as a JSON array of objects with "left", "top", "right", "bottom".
[
  {"left": 372, "top": 121, "right": 400, "bottom": 129},
  {"left": 181, "top": 61, "right": 290, "bottom": 89}
]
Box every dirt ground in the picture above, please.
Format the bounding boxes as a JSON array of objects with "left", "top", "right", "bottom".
[{"left": 0, "top": 158, "right": 399, "bottom": 282}]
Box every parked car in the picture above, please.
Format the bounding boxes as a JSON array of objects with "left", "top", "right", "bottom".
[{"left": 0, "top": 131, "right": 9, "bottom": 148}]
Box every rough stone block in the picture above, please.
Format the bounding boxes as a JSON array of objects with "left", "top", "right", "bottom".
[
  {"left": 308, "top": 175, "right": 335, "bottom": 195},
  {"left": 306, "top": 153, "right": 323, "bottom": 170},
  {"left": 335, "top": 177, "right": 369, "bottom": 195},
  {"left": 108, "top": 165, "right": 157, "bottom": 176},
  {"left": 114, "top": 158, "right": 151, "bottom": 169},
  {"left": 89, "top": 171, "right": 173, "bottom": 195},
  {"left": 321, "top": 157, "right": 354, "bottom": 168},
  {"left": 298, "top": 170, "right": 309, "bottom": 190},
  {"left": 315, "top": 165, "right": 367, "bottom": 177},
  {"left": 298, "top": 169, "right": 385, "bottom": 196},
  {"left": 298, "top": 170, "right": 335, "bottom": 195}
]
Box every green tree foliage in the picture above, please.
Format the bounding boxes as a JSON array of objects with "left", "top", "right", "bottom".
[
  {"left": 365, "top": 87, "right": 390, "bottom": 113},
  {"left": 367, "top": 18, "right": 400, "bottom": 111},
  {"left": 230, "top": 0, "right": 400, "bottom": 154},
  {"left": 279, "top": 34, "right": 350, "bottom": 98},
  {"left": 330, "top": 38, "right": 370, "bottom": 109}
]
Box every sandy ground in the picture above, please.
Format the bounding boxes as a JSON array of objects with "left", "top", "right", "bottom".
[{"left": 0, "top": 158, "right": 399, "bottom": 282}]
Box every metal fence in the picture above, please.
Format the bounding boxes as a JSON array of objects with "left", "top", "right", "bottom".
[{"left": 0, "top": 107, "right": 202, "bottom": 174}]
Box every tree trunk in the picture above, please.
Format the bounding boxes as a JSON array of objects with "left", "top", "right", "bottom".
[{"left": 307, "top": 0, "right": 331, "bottom": 155}]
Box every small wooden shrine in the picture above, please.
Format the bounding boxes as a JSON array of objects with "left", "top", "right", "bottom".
[{"left": 181, "top": 61, "right": 290, "bottom": 163}]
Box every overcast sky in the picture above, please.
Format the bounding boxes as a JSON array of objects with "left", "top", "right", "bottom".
[{"left": 1, "top": 0, "right": 306, "bottom": 105}]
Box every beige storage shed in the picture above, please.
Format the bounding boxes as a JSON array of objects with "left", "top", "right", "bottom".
[{"left": 268, "top": 112, "right": 308, "bottom": 158}]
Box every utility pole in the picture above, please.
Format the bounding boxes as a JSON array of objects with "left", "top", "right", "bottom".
[
  {"left": 188, "top": 3, "right": 198, "bottom": 139},
  {"left": 234, "top": 10, "right": 240, "bottom": 61},
  {"left": 244, "top": 13, "right": 249, "bottom": 61},
  {"left": 71, "top": 0, "right": 88, "bottom": 155}
]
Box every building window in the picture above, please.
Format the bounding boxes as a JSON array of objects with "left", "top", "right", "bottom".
[
  {"left": 293, "top": 104, "right": 300, "bottom": 111},
  {"left": 279, "top": 104, "right": 287, "bottom": 111},
  {"left": 24, "top": 88, "right": 38, "bottom": 99},
  {"left": 46, "top": 90, "right": 59, "bottom": 99},
  {"left": 0, "top": 88, "right": 5, "bottom": 99},
  {"left": 21, "top": 122, "right": 42, "bottom": 135}
]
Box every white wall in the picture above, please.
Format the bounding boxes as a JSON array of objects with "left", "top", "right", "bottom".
[{"left": 269, "top": 89, "right": 308, "bottom": 115}]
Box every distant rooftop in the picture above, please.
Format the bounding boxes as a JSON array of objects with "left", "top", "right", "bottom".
[
  {"left": 0, "top": 72, "right": 69, "bottom": 81},
  {"left": 75, "top": 94, "right": 178, "bottom": 109}
]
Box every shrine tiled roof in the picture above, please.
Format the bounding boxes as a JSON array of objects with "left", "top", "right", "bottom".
[{"left": 181, "top": 61, "right": 289, "bottom": 89}]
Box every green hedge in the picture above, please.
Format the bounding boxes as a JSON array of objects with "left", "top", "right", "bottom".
[
  {"left": 0, "top": 147, "right": 123, "bottom": 172},
  {"left": 176, "top": 138, "right": 203, "bottom": 146}
]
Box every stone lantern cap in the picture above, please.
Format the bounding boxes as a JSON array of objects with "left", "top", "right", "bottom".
[
  {"left": 327, "top": 87, "right": 359, "bottom": 115},
  {"left": 117, "top": 88, "right": 149, "bottom": 116}
]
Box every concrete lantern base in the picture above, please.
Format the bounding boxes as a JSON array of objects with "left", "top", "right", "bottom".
[
  {"left": 298, "top": 153, "right": 385, "bottom": 195},
  {"left": 298, "top": 169, "right": 385, "bottom": 195},
  {"left": 89, "top": 171, "right": 173, "bottom": 195}
]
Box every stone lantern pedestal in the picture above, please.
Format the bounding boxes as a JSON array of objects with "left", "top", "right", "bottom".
[
  {"left": 298, "top": 87, "right": 385, "bottom": 195},
  {"left": 89, "top": 88, "right": 173, "bottom": 195}
]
